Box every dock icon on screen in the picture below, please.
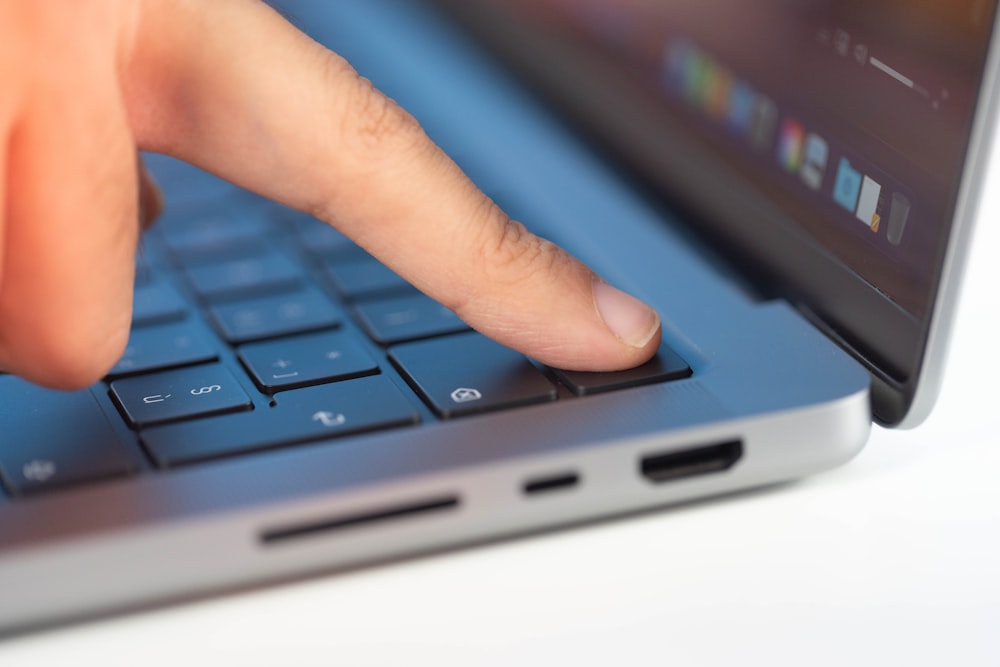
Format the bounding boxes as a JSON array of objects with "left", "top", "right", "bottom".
[
  {"left": 855, "top": 175, "right": 883, "bottom": 232},
  {"left": 887, "top": 192, "right": 911, "bottom": 245},
  {"left": 800, "top": 134, "right": 828, "bottom": 190},
  {"left": 833, "top": 158, "right": 862, "bottom": 212}
]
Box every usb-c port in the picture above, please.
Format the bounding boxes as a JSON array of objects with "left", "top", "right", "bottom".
[
  {"left": 640, "top": 440, "right": 742, "bottom": 483},
  {"left": 523, "top": 472, "right": 580, "bottom": 496}
]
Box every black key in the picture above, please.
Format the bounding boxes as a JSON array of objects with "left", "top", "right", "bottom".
[
  {"left": 111, "top": 364, "right": 253, "bottom": 428},
  {"left": 390, "top": 332, "right": 557, "bottom": 418},
  {"left": 109, "top": 322, "right": 218, "bottom": 378},
  {"left": 184, "top": 251, "right": 303, "bottom": 301},
  {"left": 287, "top": 216, "right": 363, "bottom": 261},
  {"left": 323, "top": 258, "right": 414, "bottom": 300},
  {"left": 549, "top": 345, "right": 693, "bottom": 396},
  {"left": 164, "top": 228, "right": 271, "bottom": 266},
  {"left": 0, "top": 378, "right": 135, "bottom": 495},
  {"left": 208, "top": 286, "right": 342, "bottom": 343},
  {"left": 171, "top": 237, "right": 273, "bottom": 268},
  {"left": 142, "top": 375, "right": 419, "bottom": 467},
  {"left": 354, "top": 293, "right": 468, "bottom": 345},
  {"left": 144, "top": 159, "right": 246, "bottom": 209},
  {"left": 239, "top": 330, "right": 379, "bottom": 392},
  {"left": 158, "top": 197, "right": 273, "bottom": 260},
  {"left": 131, "top": 280, "right": 187, "bottom": 327}
]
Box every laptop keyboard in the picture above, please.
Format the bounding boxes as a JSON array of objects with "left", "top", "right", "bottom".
[{"left": 0, "top": 167, "right": 692, "bottom": 498}]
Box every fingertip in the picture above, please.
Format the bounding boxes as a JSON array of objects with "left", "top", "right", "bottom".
[
  {"left": 543, "top": 278, "right": 660, "bottom": 372},
  {"left": 0, "top": 318, "right": 130, "bottom": 390}
]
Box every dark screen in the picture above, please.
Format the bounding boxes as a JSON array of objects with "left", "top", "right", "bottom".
[
  {"left": 496, "top": 0, "right": 995, "bottom": 318},
  {"left": 434, "top": 0, "right": 998, "bottom": 422}
]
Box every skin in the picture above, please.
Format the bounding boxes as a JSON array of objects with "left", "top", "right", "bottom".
[{"left": 0, "top": 0, "right": 661, "bottom": 390}]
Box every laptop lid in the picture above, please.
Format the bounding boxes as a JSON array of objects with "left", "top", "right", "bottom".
[{"left": 434, "top": 0, "right": 1000, "bottom": 427}]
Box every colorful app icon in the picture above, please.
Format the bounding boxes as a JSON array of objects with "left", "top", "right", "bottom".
[
  {"left": 706, "top": 66, "right": 734, "bottom": 121},
  {"left": 662, "top": 40, "right": 692, "bottom": 94},
  {"left": 887, "top": 192, "right": 911, "bottom": 245},
  {"left": 727, "top": 81, "right": 755, "bottom": 135},
  {"left": 856, "top": 175, "right": 883, "bottom": 231},
  {"left": 833, "top": 158, "right": 862, "bottom": 212},
  {"left": 683, "top": 51, "right": 711, "bottom": 107},
  {"left": 800, "top": 134, "right": 829, "bottom": 190},
  {"left": 777, "top": 119, "right": 805, "bottom": 173},
  {"left": 749, "top": 95, "right": 778, "bottom": 151}
]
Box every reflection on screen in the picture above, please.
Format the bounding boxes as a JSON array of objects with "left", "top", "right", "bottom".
[{"left": 500, "top": 0, "right": 996, "bottom": 317}]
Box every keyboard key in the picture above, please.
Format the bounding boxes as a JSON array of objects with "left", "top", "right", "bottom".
[
  {"left": 163, "top": 227, "right": 272, "bottom": 266},
  {"left": 239, "top": 330, "right": 379, "bottom": 392},
  {"left": 323, "top": 257, "right": 415, "bottom": 300},
  {"left": 111, "top": 364, "right": 253, "bottom": 428},
  {"left": 286, "top": 216, "right": 364, "bottom": 261},
  {"left": 354, "top": 293, "right": 468, "bottom": 345},
  {"left": 208, "top": 286, "right": 342, "bottom": 343},
  {"left": 390, "top": 332, "right": 557, "bottom": 418},
  {"left": 170, "top": 236, "right": 273, "bottom": 268},
  {"left": 132, "top": 280, "right": 187, "bottom": 326},
  {"left": 0, "top": 378, "right": 135, "bottom": 495},
  {"left": 157, "top": 196, "right": 273, "bottom": 257},
  {"left": 109, "top": 322, "right": 218, "bottom": 378},
  {"left": 549, "top": 344, "right": 693, "bottom": 396},
  {"left": 141, "top": 375, "right": 420, "bottom": 467},
  {"left": 142, "top": 156, "right": 246, "bottom": 208},
  {"left": 183, "top": 251, "right": 303, "bottom": 301}
]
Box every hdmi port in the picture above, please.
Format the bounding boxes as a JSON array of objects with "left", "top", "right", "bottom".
[{"left": 640, "top": 440, "right": 742, "bottom": 483}]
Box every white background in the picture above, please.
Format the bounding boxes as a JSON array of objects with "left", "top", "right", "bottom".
[{"left": 3, "top": 101, "right": 1000, "bottom": 667}]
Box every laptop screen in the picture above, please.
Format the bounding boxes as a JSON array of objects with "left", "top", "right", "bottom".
[{"left": 436, "top": 0, "right": 999, "bottom": 422}]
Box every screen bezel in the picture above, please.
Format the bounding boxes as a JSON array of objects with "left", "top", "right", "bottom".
[{"left": 433, "top": 0, "right": 1000, "bottom": 426}]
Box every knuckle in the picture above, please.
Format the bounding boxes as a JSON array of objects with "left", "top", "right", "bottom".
[
  {"left": 473, "top": 210, "right": 567, "bottom": 291},
  {"left": 328, "top": 58, "right": 424, "bottom": 161}
]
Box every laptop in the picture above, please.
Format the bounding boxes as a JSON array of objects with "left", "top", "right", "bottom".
[{"left": 1, "top": 0, "right": 997, "bottom": 633}]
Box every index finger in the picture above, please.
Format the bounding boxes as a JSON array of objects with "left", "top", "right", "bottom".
[{"left": 124, "top": 0, "right": 661, "bottom": 371}]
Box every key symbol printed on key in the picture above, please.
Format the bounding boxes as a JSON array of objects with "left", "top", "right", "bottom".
[
  {"left": 190, "top": 385, "right": 222, "bottom": 396},
  {"left": 450, "top": 387, "right": 483, "bottom": 403},
  {"left": 22, "top": 459, "right": 57, "bottom": 483},
  {"left": 312, "top": 411, "right": 347, "bottom": 427}
]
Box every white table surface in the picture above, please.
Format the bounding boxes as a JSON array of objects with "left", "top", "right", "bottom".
[{"left": 3, "top": 135, "right": 1000, "bottom": 667}]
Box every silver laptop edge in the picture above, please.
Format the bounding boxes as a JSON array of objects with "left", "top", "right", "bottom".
[{"left": 901, "top": 11, "right": 1000, "bottom": 428}]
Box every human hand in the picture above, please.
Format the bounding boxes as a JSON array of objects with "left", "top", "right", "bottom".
[{"left": 0, "top": 0, "right": 661, "bottom": 390}]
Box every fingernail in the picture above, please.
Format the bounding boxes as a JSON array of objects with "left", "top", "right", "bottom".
[{"left": 593, "top": 278, "right": 660, "bottom": 348}]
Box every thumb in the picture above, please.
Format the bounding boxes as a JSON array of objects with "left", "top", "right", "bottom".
[{"left": 126, "top": 0, "right": 660, "bottom": 371}]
